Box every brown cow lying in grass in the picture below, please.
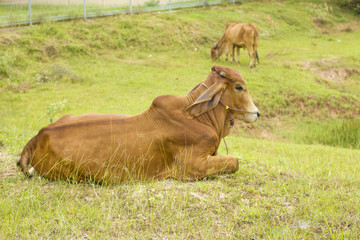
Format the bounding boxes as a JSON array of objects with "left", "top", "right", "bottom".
[
  {"left": 211, "top": 23, "right": 259, "bottom": 68},
  {"left": 18, "top": 65, "right": 260, "bottom": 184}
]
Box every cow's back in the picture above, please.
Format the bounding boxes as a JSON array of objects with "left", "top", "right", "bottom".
[
  {"left": 30, "top": 112, "right": 171, "bottom": 183},
  {"left": 225, "top": 23, "right": 258, "bottom": 47}
]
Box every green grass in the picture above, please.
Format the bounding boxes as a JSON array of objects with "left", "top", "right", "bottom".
[
  {"left": 1, "top": 138, "right": 359, "bottom": 239},
  {"left": 309, "top": 119, "right": 360, "bottom": 149},
  {"left": 0, "top": 0, "right": 360, "bottom": 238}
]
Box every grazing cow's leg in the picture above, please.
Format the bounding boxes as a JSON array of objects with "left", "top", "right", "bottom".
[
  {"left": 177, "top": 155, "right": 239, "bottom": 180},
  {"left": 225, "top": 52, "right": 228, "bottom": 61},
  {"left": 247, "top": 45, "right": 256, "bottom": 68},
  {"left": 236, "top": 46, "right": 240, "bottom": 63},
  {"left": 250, "top": 51, "right": 256, "bottom": 68},
  {"left": 230, "top": 45, "right": 235, "bottom": 63}
]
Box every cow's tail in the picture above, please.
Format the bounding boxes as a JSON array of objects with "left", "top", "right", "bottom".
[
  {"left": 17, "top": 135, "right": 37, "bottom": 177},
  {"left": 254, "top": 28, "right": 259, "bottom": 64}
]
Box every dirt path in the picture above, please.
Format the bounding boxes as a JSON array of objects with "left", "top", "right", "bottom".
[{"left": 0, "top": 151, "right": 18, "bottom": 178}]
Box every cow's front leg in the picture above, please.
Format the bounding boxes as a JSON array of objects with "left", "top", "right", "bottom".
[
  {"left": 236, "top": 46, "right": 240, "bottom": 63},
  {"left": 204, "top": 155, "right": 239, "bottom": 176},
  {"left": 178, "top": 155, "right": 239, "bottom": 180},
  {"left": 230, "top": 45, "right": 235, "bottom": 63}
]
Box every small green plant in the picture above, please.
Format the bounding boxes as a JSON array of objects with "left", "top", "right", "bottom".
[
  {"left": 336, "top": 0, "right": 360, "bottom": 14},
  {"left": 0, "top": 54, "right": 12, "bottom": 79},
  {"left": 309, "top": 2, "right": 333, "bottom": 18},
  {"left": 45, "top": 100, "right": 68, "bottom": 123}
]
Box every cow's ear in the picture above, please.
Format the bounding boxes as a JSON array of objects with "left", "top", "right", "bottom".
[
  {"left": 185, "top": 81, "right": 226, "bottom": 118},
  {"left": 186, "top": 83, "right": 201, "bottom": 95}
]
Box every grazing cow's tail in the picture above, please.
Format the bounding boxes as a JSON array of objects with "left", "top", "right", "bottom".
[
  {"left": 254, "top": 28, "right": 259, "bottom": 64},
  {"left": 17, "top": 135, "right": 37, "bottom": 177}
]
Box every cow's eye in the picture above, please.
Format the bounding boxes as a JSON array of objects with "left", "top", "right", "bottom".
[{"left": 235, "top": 86, "right": 244, "bottom": 91}]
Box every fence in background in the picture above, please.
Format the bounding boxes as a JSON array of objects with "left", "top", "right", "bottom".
[{"left": 0, "top": 0, "right": 240, "bottom": 27}]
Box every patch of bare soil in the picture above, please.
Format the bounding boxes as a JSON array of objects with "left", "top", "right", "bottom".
[
  {"left": 303, "top": 58, "right": 360, "bottom": 83},
  {"left": 233, "top": 117, "right": 283, "bottom": 142},
  {"left": 0, "top": 151, "right": 18, "bottom": 178},
  {"left": 0, "top": 31, "right": 20, "bottom": 46},
  {"left": 314, "top": 68, "right": 349, "bottom": 83},
  {"left": 312, "top": 18, "right": 359, "bottom": 34},
  {"left": 288, "top": 94, "right": 360, "bottom": 118},
  {"left": 5, "top": 83, "right": 32, "bottom": 93},
  {"left": 43, "top": 44, "right": 59, "bottom": 59},
  {"left": 313, "top": 18, "right": 328, "bottom": 27}
]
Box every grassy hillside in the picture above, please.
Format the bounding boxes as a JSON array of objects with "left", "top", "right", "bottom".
[
  {"left": 1, "top": 1, "right": 359, "bottom": 150},
  {"left": 0, "top": 0, "right": 360, "bottom": 239}
]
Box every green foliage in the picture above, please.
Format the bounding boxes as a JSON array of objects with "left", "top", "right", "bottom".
[
  {"left": 45, "top": 100, "right": 68, "bottom": 123},
  {"left": 144, "top": 0, "right": 160, "bottom": 7},
  {"left": 0, "top": 53, "right": 11, "bottom": 79},
  {"left": 315, "top": 119, "right": 360, "bottom": 149},
  {"left": 336, "top": 0, "right": 360, "bottom": 14}
]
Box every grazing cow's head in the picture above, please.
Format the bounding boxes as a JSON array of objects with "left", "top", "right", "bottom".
[
  {"left": 186, "top": 65, "right": 260, "bottom": 124},
  {"left": 211, "top": 43, "right": 219, "bottom": 60}
]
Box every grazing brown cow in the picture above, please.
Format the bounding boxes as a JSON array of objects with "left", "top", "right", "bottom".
[
  {"left": 18, "top": 65, "right": 260, "bottom": 184},
  {"left": 211, "top": 23, "right": 259, "bottom": 68}
]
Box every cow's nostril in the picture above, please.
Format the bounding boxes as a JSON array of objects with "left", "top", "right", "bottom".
[{"left": 257, "top": 112, "right": 260, "bottom": 118}]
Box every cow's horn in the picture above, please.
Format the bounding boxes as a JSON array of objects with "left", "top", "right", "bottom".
[{"left": 219, "top": 71, "right": 226, "bottom": 77}]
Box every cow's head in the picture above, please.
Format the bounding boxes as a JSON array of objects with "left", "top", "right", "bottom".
[
  {"left": 211, "top": 43, "right": 219, "bottom": 60},
  {"left": 186, "top": 65, "right": 260, "bottom": 124}
]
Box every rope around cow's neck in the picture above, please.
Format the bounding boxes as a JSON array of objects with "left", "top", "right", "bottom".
[
  {"left": 200, "top": 81, "right": 258, "bottom": 156},
  {"left": 200, "top": 83, "right": 229, "bottom": 155}
]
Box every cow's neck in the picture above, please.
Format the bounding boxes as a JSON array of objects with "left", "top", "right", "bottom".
[
  {"left": 185, "top": 83, "right": 231, "bottom": 139},
  {"left": 217, "top": 35, "right": 228, "bottom": 58},
  {"left": 198, "top": 104, "right": 231, "bottom": 139}
]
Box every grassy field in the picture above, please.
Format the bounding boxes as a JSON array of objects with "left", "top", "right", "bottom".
[
  {"left": 0, "top": 0, "right": 360, "bottom": 238},
  {"left": 0, "top": 0, "right": 218, "bottom": 27}
]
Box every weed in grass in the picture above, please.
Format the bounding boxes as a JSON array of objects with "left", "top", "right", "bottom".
[{"left": 45, "top": 100, "right": 68, "bottom": 123}]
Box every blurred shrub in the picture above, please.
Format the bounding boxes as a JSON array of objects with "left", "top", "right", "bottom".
[{"left": 335, "top": 0, "right": 360, "bottom": 14}]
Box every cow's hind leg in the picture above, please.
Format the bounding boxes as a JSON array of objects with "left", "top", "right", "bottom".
[{"left": 247, "top": 46, "right": 256, "bottom": 68}]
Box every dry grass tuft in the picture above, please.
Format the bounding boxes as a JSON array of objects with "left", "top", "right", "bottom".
[
  {"left": 303, "top": 58, "right": 360, "bottom": 83},
  {"left": 313, "top": 17, "right": 328, "bottom": 27},
  {"left": 43, "top": 44, "right": 59, "bottom": 59}
]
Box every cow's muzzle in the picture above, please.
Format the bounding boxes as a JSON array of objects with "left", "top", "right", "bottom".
[
  {"left": 219, "top": 100, "right": 260, "bottom": 126},
  {"left": 244, "top": 111, "right": 260, "bottom": 123}
]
